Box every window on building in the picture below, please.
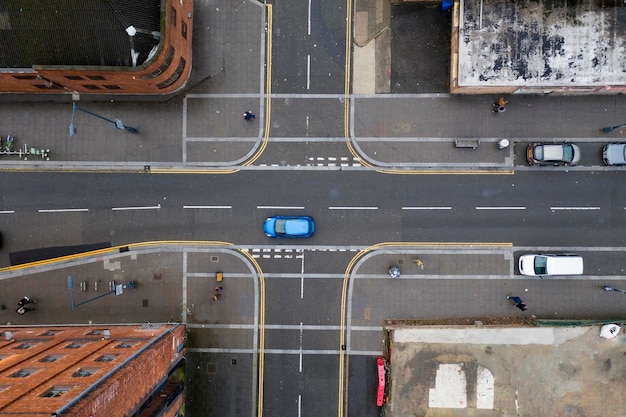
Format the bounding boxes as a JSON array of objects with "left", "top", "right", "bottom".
[
  {"left": 182, "top": 21, "right": 187, "bottom": 39},
  {"left": 86, "top": 329, "right": 108, "bottom": 335},
  {"left": 95, "top": 354, "right": 119, "bottom": 362},
  {"left": 39, "top": 354, "right": 64, "bottom": 363},
  {"left": 42, "top": 386, "right": 73, "bottom": 398},
  {"left": 11, "top": 368, "right": 39, "bottom": 378},
  {"left": 65, "top": 342, "right": 86, "bottom": 349},
  {"left": 116, "top": 342, "right": 135, "bottom": 348},
  {"left": 65, "top": 75, "right": 83, "bottom": 80},
  {"left": 72, "top": 368, "right": 98, "bottom": 377},
  {"left": 103, "top": 85, "right": 122, "bottom": 90},
  {"left": 86, "top": 75, "right": 106, "bottom": 80},
  {"left": 40, "top": 330, "right": 61, "bottom": 336},
  {"left": 13, "top": 343, "right": 36, "bottom": 349},
  {"left": 12, "top": 75, "right": 37, "bottom": 80},
  {"left": 82, "top": 85, "right": 101, "bottom": 90},
  {"left": 143, "top": 46, "right": 175, "bottom": 80},
  {"left": 157, "top": 57, "right": 186, "bottom": 89},
  {"left": 171, "top": 6, "right": 177, "bottom": 26}
]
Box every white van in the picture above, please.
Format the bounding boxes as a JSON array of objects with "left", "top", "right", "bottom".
[{"left": 518, "top": 254, "right": 583, "bottom": 276}]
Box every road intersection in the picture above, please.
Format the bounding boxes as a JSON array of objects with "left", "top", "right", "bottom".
[
  {"left": 1, "top": 0, "right": 626, "bottom": 417},
  {"left": 2, "top": 169, "right": 626, "bottom": 416}
]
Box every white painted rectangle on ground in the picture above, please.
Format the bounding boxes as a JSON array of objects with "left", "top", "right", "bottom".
[
  {"left": 428, "top": 364, "right": 467, "bottom": 408},
  {"left": 476, "top": 366, "right": 494, "bottom": 409}
]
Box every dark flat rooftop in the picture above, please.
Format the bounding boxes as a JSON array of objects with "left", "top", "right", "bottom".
[{"left": 0, "top": 0, "right": 161, "bottom": 68}]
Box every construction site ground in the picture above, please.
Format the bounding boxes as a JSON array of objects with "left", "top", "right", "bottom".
[{"left": 384, "top": 323, "right": 626, "bottom": 417}]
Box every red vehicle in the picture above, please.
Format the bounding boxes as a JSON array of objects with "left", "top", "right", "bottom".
[{"left": 376, "top": 357, "right": 386, "bottom": 407}]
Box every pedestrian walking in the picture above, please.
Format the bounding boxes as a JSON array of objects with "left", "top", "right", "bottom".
[
  {"left": 507, "top": 295, "right": 527, "bottom": 311},
  {"left": 243, "top": 111, "right": 256, "bottom": 121},
  {"left": 211, "top": 294, "right": 222, "bottom": 301},
  {"left": 16, "top": 307, "right": 35, "bottom": 315},
  {"left": 214, "top": 286, "right": 223, "bottom": 293},
  {"left": 493, "top": 97, "right": 508, "bottom": 113},
  {"left": 17, "top": 297, "right": 36, "bottom": 307}
]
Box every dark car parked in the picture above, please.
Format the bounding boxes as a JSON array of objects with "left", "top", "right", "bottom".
[{"left": 603, "top": 143, "right": 626, "bottom": 166}]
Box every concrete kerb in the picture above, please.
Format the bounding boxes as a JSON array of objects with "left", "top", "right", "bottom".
[
  {"left": 344, "top": 244, "right": 514, "bottom": 350},
  {"left": 0, "top": 243, "right": 247, "bottom": 280},
  {"left": 384, "top": 322, "right": 626, "bottom": 417},
  {"left": 0, "top": 0, "right": 533, "bottom": 172},
  {"left": 0, "top": 244, "right": 263, "bottom": 333}
]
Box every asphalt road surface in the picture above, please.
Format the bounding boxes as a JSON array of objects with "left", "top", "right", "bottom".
[
  {"left": 1, "top": 170, "right": 624, "bottom": 259},
  {"left": 3, "top": 169, "right": 626, "bottom": 417}
]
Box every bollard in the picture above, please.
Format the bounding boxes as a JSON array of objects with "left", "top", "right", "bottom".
[
  {"left": 497, "top": 139, "right": 510, "bottom": 150},
  {"left": 388, "top": 266, "right": 401, "bottom": 278}
]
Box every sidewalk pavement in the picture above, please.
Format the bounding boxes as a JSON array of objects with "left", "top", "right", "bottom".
[
  {"left": 0, "top": 0, "right": 624, "bottom": 170},
  {"left": 0, "top": 245, "right": 255, "bottom": 326},
  {"left": 0, "top": 243, "right": 515, "bottom": 326}
]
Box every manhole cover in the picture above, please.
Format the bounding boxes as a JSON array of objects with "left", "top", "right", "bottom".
[
  {"left": 210, "top": 256, "right": 219, "bottom": 262},
  {"left": 207, "top": 363, "right": 216, "bottom": 374},
  {"left": 142, "top": 299, "right": 148, "bottom": 307},
  {"left": 154, "top": 273, "right": 162, "bottom": 280},
  {"left": 231, "top": 358, "right": 237, "bottom": 365}
]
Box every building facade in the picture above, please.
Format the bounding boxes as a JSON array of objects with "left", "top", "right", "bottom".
[
  {"left": 0, "top": 0, "right": 193, "bottom": 96},
  {"left": 0, "top": 323, "right": 185, "bottom": 417}
]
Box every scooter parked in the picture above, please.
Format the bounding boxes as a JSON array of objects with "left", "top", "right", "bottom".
[
  {"left": 4, "top": 134, "right": 13, "bottom": 152},
  {"left": 0, "top": 135, "right": 51, "bottom": 160}
]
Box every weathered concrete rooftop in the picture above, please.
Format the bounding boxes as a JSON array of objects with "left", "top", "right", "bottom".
[
  {"left": 386, "top": 323, "right": 626, "bottom": 416},
  {"left": 457, "top": 0, "right": 626, "bottom": 90}
]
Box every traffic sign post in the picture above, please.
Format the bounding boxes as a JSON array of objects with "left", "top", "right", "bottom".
[{"left": 67, "top": 276, "right": 124, "bottom": 311}]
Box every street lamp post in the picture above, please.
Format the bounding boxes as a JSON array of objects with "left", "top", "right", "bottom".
[
  {"left": 69, "top": 102, "right": 138, "bottom": 137},
  {"left": 67, "top": 275, "right": 123, "bottom": 311},
  {"left": 602, "top": 123, "right": 626, "bottom": 133}
]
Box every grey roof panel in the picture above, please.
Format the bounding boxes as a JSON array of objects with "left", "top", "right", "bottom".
[{"left": 0, "top": 0, "right": 161, "bottom": 68}]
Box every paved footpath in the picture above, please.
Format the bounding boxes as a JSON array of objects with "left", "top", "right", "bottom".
[{"left": 0, "top": 0, "right": 624, "bottom": 169}]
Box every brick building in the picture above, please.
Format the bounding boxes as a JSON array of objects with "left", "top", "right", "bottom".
[
  {"left": 0, "top": 0, "right": 193, "bottom": 96},
  {"left": 0, "top": 323, "right": 186, "bottom": 417}
]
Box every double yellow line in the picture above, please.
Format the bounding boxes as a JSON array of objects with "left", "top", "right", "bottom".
[
  {"left": 0, "top": 240, "right": 239, "bottom": 273},
  {"left": 337, "top": 241, "right": 511, "bottom": 417},
  {"left": 0, "top": 239, "right": 268, "bottom": 417}
]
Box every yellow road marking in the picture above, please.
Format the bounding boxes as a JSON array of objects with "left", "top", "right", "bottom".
[
  {"left": 252, "top": 6, "right": 272, "bottom": 417},
  {"left": 0, "top": 241, "right": 234, "bottom": 273},
  {"left": 378, "top": 168, "right": 515, "bottom": 175},
  {"left": 0, "top": 239, "right": 267, "bottom": 417},
  {"left": 338, "top": 241, "right": 512, "bottom": 417},
  {"left": 234, "top": 249, "right": 266, "bottom": 417},
  {"left": 150, "top": 168, "right": 241, "bottom": 174},
  {"left": 244, "top": 4, "right": 272, "bottom": 168}
]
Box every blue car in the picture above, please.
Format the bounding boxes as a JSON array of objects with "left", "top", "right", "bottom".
[{"left": 263, "top": 216, "right": 315, "bottom": 238}]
